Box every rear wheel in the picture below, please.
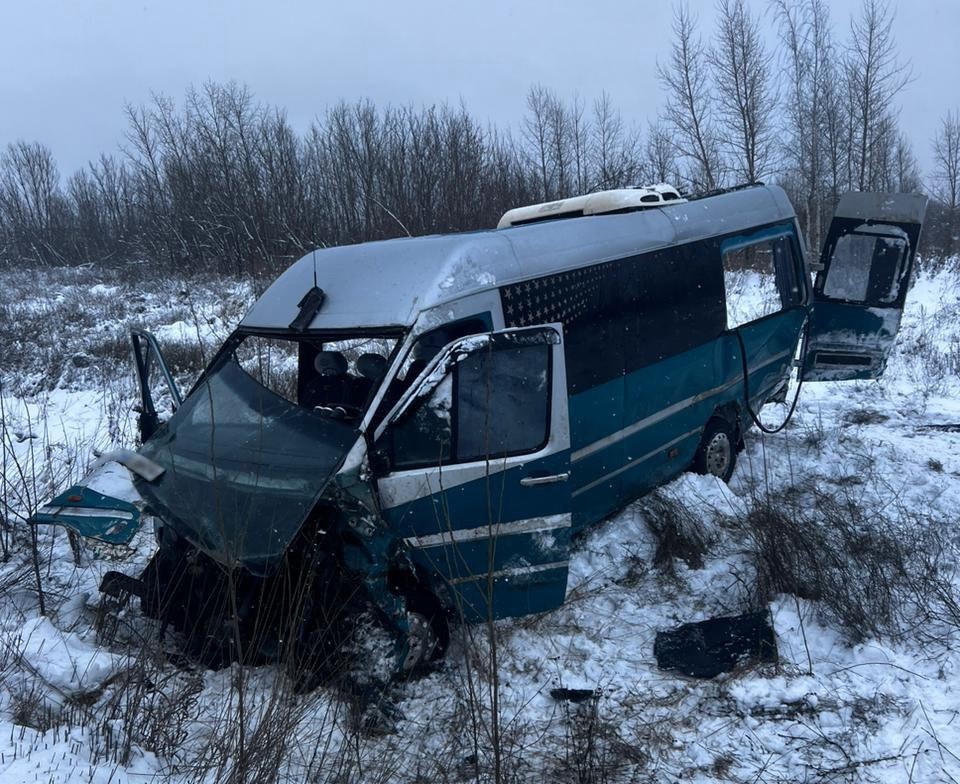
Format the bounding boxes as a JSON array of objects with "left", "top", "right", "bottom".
[{"left": 693, "top": 418, "right": 737, "bottom": 482}]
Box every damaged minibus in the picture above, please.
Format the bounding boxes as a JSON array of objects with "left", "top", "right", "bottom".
[{"left": 31, "top": 184, "right": 927, "bottom": 674}]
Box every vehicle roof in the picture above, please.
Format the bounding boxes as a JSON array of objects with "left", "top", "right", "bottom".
[{"left": 240, "top": 183, "right": 796, "bottom": 331}]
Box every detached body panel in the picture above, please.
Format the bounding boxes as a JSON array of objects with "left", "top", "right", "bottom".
[{"left": 802, "top": 192, "right": 927, "bottom": 381}]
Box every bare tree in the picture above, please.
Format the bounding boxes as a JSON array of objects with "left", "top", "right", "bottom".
[
  {"left": 821, "top": 63, "right": 857, "bottom": 228},
  {"left": 643, "top": 120, "right": 678, "bottom": 185},
  {"left": 845, "top": 0, "right": 912, "bottom": 190},
  {"left": 0, "top": 141, "right": 68, "bottom": 264},
  {"left": 892, "top": 129, "right": 921, "bottom": 193},
  {"left": 546, "top": 93, "right": 572, "bottom": 198},
  {"left": 522, "top": 84, "right": 555, "bottom": 200},
  {"left": 657, "top": 3, "right": 722, "bottom": 192},
  {"left": 591, "top": 91, "right": 639, "bottom": 190},
  {"left": 713, "top": 0, "right": 777, "bottom": 184},
  {"left": 568, "top": 94, "right": 591, "bottom": 195},
  {"left": 931, "top": 111, "right": 960, "bottom": 254},
  {"left": 771, "top": 0, "right": 834, "bottom": 253},
  {"left": 932, "top": 111, "right": 960, "bottom": 210}
]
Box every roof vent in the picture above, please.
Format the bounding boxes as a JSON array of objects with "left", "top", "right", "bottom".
[{"left": 497, "top": 183, "right": 685, "bottom": 228}]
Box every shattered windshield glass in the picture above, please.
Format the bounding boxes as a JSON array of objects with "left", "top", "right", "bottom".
[{"left": 135, "top": 333, "right": 396, "bottom": 572}]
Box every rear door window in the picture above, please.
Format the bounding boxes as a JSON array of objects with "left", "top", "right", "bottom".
[{"left": 821, "top": 230, "right": 908, "bottom": 305}]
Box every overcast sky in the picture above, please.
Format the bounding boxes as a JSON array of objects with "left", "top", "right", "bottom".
[{"left": 2, "top": 0, "right": 957, "bottom": 181}]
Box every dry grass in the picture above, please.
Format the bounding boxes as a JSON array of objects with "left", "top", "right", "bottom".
[
  {"left": 639, "top": 491, "right": 712, "bottom": 574},
  {"left": 0, "top": 263, "right": 250, "bottom": 395},
  {"left": 743, "top": 487, "right": 960, "bottom": 645}
]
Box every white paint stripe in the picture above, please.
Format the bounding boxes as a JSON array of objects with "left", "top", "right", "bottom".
[
  {"left": 448, "top": 560, "right": 568, "bottom": 585},
  {"left": 38, "top": 506, "right": 135, "bottom": 521},
  {"left": 404, "top": 513, "right": 571, "bottom": 549},
  {"left": 571, "top": 349, "right": 793, "bottom": 464},
  {"left": 572, "top": 427, "right": 702, "bottom": 499}
]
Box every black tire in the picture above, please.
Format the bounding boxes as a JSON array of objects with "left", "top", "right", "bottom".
[{"left": 693, "top": 417, "right": 737, "bottom": 482}]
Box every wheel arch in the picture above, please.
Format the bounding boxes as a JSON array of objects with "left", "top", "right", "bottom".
[{"left": 711, "top": 401, "right": 745, "bottom": 449}]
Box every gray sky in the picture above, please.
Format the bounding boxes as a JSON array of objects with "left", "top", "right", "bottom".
[{"left": 2, "top": 0, "right": 957, "bottom": 180}]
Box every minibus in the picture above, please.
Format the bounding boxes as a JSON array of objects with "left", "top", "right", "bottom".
[{"left": 33, "top": 184, "right": 927, "bottom": 672}]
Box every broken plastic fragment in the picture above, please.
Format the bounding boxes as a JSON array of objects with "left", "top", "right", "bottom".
[{"left": 654, "top": 610, "right": 777, "bottom": 679}]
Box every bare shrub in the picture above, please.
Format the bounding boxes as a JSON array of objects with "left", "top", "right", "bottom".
[
  {"left": 640, "top": 491, "right": 711, "bottom": 573},
  {"left": 744, "top": 488, "right": 960, "bottom": 645},
  {"left": 549, "top": 692, "right": 649, "bottom": 784},
  {"left": 0, "top": 264, "right": 250, "bottom": 396},
  {"left": 842, "top": 408, "right": 889, "bottom": 426},
  {"left": 9, "top": 680, "right": 59, "bottom": 731}
]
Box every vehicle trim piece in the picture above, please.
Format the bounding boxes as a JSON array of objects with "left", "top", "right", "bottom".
[
  {"left": 37, "top": 505, "right": 136, "bottom": 521},
  {"left": 572, "top": 427, "right": 703, "bottom": 498},
  {"left": 90, "top": 449, "right": 166, "bottom": 482},
  {"left": 447, "top": 560, "right": 568, "bottom": 585},
  {"left": 403, "top": 513, "right": 571, "bottom": 549}
]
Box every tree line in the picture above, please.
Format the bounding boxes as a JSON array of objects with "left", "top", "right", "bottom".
[{"left": 1, "top": 0, "right": 958, "bottom": 273}]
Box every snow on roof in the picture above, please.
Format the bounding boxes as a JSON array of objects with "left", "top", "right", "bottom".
[{"left": 240, "top": 184, "right": 796, "bottom": 331}]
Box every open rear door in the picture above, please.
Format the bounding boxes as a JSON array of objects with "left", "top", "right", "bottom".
[
  {"left": 801, "top": 192, "right": 927, "bottom": 381},
  {"left": 374, "top": 325, "right": 572, "bottom": 623}
]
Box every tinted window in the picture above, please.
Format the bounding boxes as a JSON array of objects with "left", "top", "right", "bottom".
[
  {"left": 501, "top": 263, "right": 621, "bottom": 394},
  {"left": 499, "top": 241, "right": 725, "bottom": 393},
  {"left": 389, "top": 342, "right": 550, "bottom": 468},
  {"left": 624, "top": 243, "right": 726, "bottom": 372},
  {"left": 456, "top": 344, "right": 550, "bottom": 461}
]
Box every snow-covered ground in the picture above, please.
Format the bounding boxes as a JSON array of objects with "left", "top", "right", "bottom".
[{"left": 2, "top": 261, "right": 960, "bottom": 782}]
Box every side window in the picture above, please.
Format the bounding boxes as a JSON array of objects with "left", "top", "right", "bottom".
[
  {"left": 390, "top": 376, "right": 453, "bottom": 468},
  {"left": 397, "top": 317, "right": 491, "bottom": 384},
  {"left": 626, "top": 243, "right": 726, "bottom": 372},
  {"left": 456, "top": 344, "right": 550, "bottom": 461},
  {"left": 722, "top": 234, "right": 802, "bottom": 329},
  {"left": 374, "top": 316, "right": 490, "bottom": 424},
  {"left": 821, "top": 232, "right": 908, "bottom": 305},
  {"left": 388, "top": 341, "right": 551, "bottom": 470}
]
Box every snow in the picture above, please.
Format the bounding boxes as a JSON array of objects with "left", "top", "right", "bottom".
[
  {"left": 2, "top": 262, "right": 960, "bottom": 781},
  {"left": 84, "top": 463, "right": 142, "bottom": 504},
  {"left": 12, "top": 617, "right": 125, "bottom": 694}
]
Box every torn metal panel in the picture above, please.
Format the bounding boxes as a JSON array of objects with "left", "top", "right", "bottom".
[{"left": 32, "top": 486, "right": 141, "bottom": 545}]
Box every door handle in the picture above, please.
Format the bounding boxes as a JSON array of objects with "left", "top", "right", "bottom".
[{"left": 520, "top": 472, "right": 570, "bottom": 487}]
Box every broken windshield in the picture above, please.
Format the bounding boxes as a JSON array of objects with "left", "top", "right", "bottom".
[{"left": 135, "top": 332, "right": 397, "bottom": 572}]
